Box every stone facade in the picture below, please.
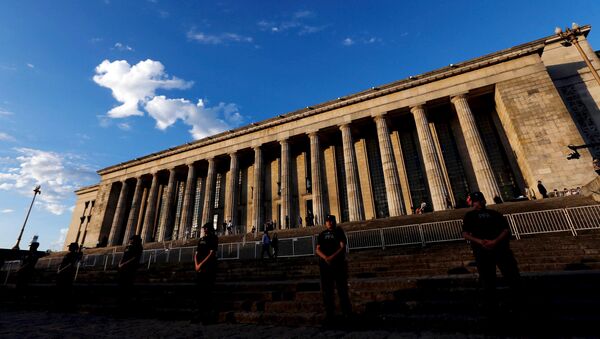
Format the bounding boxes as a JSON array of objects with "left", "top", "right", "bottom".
[{"left": 64, "top": 26, "right": 600, "bottom": 249}]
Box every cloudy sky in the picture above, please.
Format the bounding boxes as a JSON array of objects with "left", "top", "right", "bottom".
[{"left": 1, "top": 0, "right": 599, "bottom": 251}]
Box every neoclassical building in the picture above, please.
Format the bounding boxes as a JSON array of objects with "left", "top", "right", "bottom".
[{"left": 65, "top": 26, "right": 600, "bottom": 249}]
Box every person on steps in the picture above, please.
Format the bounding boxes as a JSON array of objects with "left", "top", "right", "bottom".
[
  {"left": 316, "top": 214, "right": 352, "bottom": 324},
  {"left": 261, "top": 230, "right": 272, "bottom": 259},
  {"left": 193, "top": 223, "right": 218, "bottom": 323},
  {"left": 462, "top": 191, "right": 521, "bottom": 313}
]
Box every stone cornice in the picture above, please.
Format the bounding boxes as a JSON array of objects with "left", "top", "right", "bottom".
[
  {"left": 75, "top": 184, "right": 100, "bottom": 195},
  {"left": 97, "top": 26, "right": 591, "bottom": 176}
]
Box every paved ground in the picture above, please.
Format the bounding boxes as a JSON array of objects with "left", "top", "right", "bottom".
[{"left": 0, "top": 310, "right": 490, "bottom": 338}]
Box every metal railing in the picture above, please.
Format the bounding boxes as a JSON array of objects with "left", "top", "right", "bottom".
[{"left": 5, "top": 204, "right": 599, "bottom": 279}]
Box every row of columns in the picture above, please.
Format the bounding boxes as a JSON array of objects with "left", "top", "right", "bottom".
[{"left": 106, "top": 93, "right": 502, "bottom": 245}]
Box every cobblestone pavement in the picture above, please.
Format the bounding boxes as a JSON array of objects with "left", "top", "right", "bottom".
[{"left": 0, "top": 310, "right": 490, "bottom": 339}]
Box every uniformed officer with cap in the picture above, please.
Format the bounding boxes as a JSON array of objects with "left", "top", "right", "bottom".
[
  {"left": 16, "top": 236, "right": 41, "bottom": 292},
  {"left": 462, "top": 191, "right": 520, "bottom": 311},
  {"left": 316, "top": 214, "right": 352, "bottom": 323},
  {"left": 193, "top": 222, "right": 218, "bottom": 323}
]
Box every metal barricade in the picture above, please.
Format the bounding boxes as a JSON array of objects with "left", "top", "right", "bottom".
[
  {"left": 566, "top": 205, "right": 600, "bottom": 231},
  {"left": 421, "top": 220, "right": 464, "bottom": 243},
  {"left": 509, "top": 208, "right": 575, "bottom": 238},
  {"left": 347, "top": 229, "right": 383, "bottom": 250}
]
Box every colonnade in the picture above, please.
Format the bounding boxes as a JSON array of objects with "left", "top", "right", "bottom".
[{"left": 105, "top": 94, "right": 505, "bottom": 246}]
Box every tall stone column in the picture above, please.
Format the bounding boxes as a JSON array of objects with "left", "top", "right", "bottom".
[
  {"left": 108, "top": 181, "right": 130, "bottom": 246},
  {"left": 224, "top": 152, "right": 239, "bottom": 228},
  {"left": 280, "top": 139, "right": 291, "bottom": 228},
  {"left": 411, "top": 105, "right": 449, "bottom": 211},
  {"left": 252, "top": 146, "right": 263, "bottom": 231},
  {"left": 340, "top": 123, "right": 365, "bottom": 221},
  {"left": 122, "top": 177, "right": 143, "bottom": 244},
  {"left": 201, "top": 158, "right": 216, "bottom": 227},
  {"left": 157, "top": 169, "right": 176, "bottom": 242},
  {"left": 178, "top": 163, "right": 196, "bottom": 240},
  {"left": 309, "top": 132, "right": 326, "bottom": 225},
  {"left": 374, "top": 114, "right": 404, "bottom": 217},
  {"left": 451, "top": 94, "right": 502, "bottom": 201},
  {"left": 141, "top": 173, "right": 159, "bottom": 243}
]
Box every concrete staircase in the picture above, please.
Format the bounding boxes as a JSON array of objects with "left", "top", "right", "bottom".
[{"left": 2, "top": 231, "right": 600, "bottom": 334}]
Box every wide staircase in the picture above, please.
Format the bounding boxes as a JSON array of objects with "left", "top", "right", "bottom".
[{"left": 2, "top": 229, "right": 600, "bottom": 335}]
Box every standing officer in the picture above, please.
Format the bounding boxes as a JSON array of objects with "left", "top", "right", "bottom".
[
  {"left": 462, "top": 191, "right": 520, "bottom": 312},
  {"left": 316, "top": 215, "right": 352, "bottom": 324},
  {"left": 117, "top": 234, "right": 143, "bottom": 311},
  {"left": 56, "top": 242, "right": 82, "bottom": 309},
  {"left": 16, "top": 236, "right": 41, "bottom": 292},
  {"left": 193, "top": 223, "right": 218, "bottom": 323}
]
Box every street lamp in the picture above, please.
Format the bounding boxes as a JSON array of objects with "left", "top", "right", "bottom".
[
  {"left": 12, "top": 185, "right": 42, "bottom": 250},
  {"left": 555, "top": 23, "right": 600, "bottom": 87}
]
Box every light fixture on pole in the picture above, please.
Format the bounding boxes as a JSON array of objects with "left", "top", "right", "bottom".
[
  {"left": 12, "top": 185, "right": 42, "bottom": 251},
  {"left": 555, "top": 23, "right": 600, "bottom": 87}
]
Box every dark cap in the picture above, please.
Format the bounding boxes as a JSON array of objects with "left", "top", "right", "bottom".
[
  {"left": 324, "top": 214, "right": 336, "bottom": 223},
  {"left": 469, "top": 191, "right": 485, "bottom": 202},
  {"left": 201, "top": 222, "right": 212, "bottom": 229},
  {"left": 68, "top": 242, "right": 79, "bottom": 251}
]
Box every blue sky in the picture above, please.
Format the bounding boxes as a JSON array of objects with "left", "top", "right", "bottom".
[{"left": 1, "top": 0, "right": 599, "bottom": 251}]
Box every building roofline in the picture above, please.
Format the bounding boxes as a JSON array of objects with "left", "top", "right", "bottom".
[
  {"left": 75, "top": 184, "right": 100, "bottom": 195},
  {"left": 97, "top": 25, "right": 591, "bottom": 176}
]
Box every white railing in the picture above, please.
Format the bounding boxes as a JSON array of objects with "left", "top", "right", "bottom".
[{"left": 20, "top": 204, "right": 600, "bottom": 276}]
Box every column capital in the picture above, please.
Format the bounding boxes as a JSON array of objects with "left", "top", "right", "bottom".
[
  {"left": 450, "top": 93, "right": 468, "bottom": 103},
  {"left": 186, "top": 162, "right": 195, "bottom": 168},
  {"left": 308, "top": 130, "right": 320, "bottom": 138},
  {"left": 373, "top": 113, "right": 388, "bottom": 122},
  {"left": 410, "top": 104, "right": 426, "bottom": 114},
  {"left": 339, "top": 123, "right": 351, "bottom": 131},
  {"left": 253, "top": 145, "right": 262, "bottom": 152},
  {"left": 279, "top": 138, "right": 289, "bottom": 145},
  {"left": 229, "top": 151, "right": 238, "bottom": 157}
]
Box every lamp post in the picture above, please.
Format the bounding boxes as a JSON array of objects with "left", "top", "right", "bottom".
[
  {"left": 12, "top": 185, "right": 42, "bottom": 251},
  {"left": 555, "top": 23, "right": 600, "bottom": 87}
]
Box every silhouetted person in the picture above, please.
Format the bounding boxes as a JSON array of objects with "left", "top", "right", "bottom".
[
  {"left": 316, "top": 215, "right": 352, "bottom": 324},
  {"left": 493, "top": 196, "right": 503, "bottom": 204},
  {"left": 462, "top": 192, "right": 520, "bottom": 313},
  {"left": 16, "top": 237, "right": 40, "bottom": 292},
  {"left": 271, "top": 233, "right": 279, "bottom": 259},
  {"left": 193, "top": 223, "right": 218, "bottom": 324},
  {"left": 117, "top": 234, "right": 143, "bottom": 311},
  {"left": 261, "top": 230, "right": 272, "bottom": 259},
  {"left": 56, "top": 242, "right": 82, "bottom": 309},
  {"left": 537, "top": 180, "right": 548, "bottom": 199}
]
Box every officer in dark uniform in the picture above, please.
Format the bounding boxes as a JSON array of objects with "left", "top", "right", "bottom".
[
  {"left": 193, "top": 222, "right": 218, "bottom": 323},
  {"left": 316, "top": 214, "right": 352, "bottom": 323},
  {"left": 56, "top": 242, "right": 82, "bottom": 309},
  {"left": 117, "top": 234, "right": 143, "bottom": 310},
  {"left": 16, "top": 236, "right": 41, "bottom": 292},
  {"left": 462, "top": 191, "right": 520, "bottom": 311}
]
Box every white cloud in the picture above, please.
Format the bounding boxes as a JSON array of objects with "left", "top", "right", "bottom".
[
  {"left": 1, "top": 208, "right": 13, "bottom": 213},
  {"left": 187, "top": 30, "right": 253, "bottom": 45},
  {"left": 294, "top": 10, "right": 314, "bottom": 19},
  {"left": 342, "top": 36, "right": 382, "bottom": 46},
  {"left": 51, "top": 228, "right": 69, "bottom": 251},
  {"left": 117, "top": 122, "right": 131, "bottom": 130},
  {"left": 26, "top": 63, "right": 35, "bottom": 68},
  {"left": 258, "top": 10, "right": 326, "bottom": 36},
  {"left": 93, "top": 59, "right": 193, "bottom": 118},
  {"left": 0, "top": 109, "right": 13, "bottom": 116},
  {"left": 342, "top": 38, "right": 354, "bottom": 46},
  {"left": 0, "top": 148, "right": 97, "bottom": 215},
  {"left": 113, "top": 42, "right": 134, "bottom": 51},
  {"left": 94, "top": 59, "right": 244, "bottom": 139},
  {"left": 0, "top": 132, "right": 15, "bottom": 142},
  {"left": 145, "top": 96, "right": 242, "bottom": 139}
]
